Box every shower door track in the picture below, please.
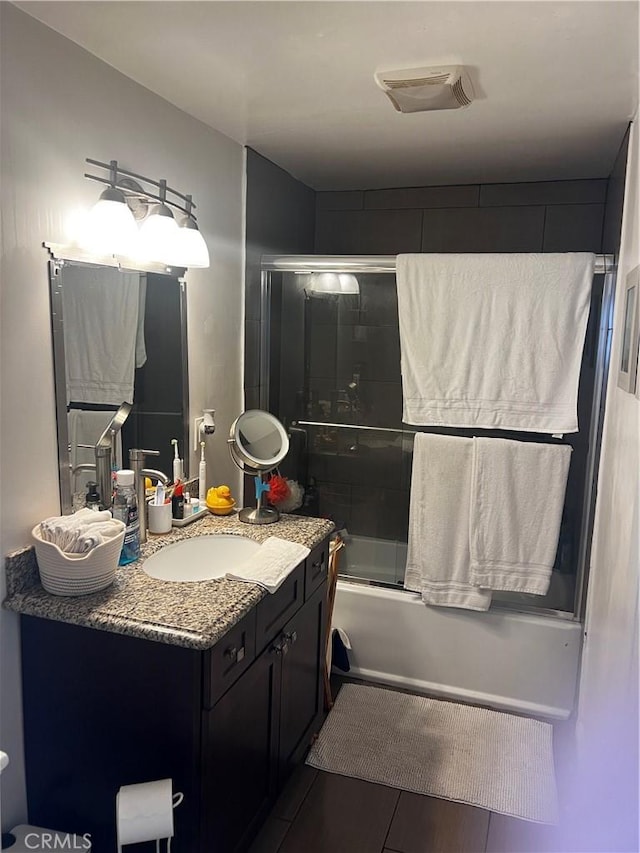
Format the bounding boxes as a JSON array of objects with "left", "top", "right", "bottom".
[{"left": 259, "top": 253, "right": 617, "bottom": 623}]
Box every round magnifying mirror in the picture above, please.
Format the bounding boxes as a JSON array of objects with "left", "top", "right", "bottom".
[
  {"left": 228, "top": 411, "right": 290, "bottom": 524},
  {"left": 229, "top": 410, "right": 289, "bottom": 471}
]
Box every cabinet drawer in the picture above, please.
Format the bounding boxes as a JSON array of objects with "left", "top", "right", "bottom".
[
  {"left": 204, "top": 610, "right": 256, "bottom": 709},
  {"left": 305, "top": 540, "right": 329, "bottom": 600},
  {"left": 256, "top": 562, "right": 304, "bottom": 653}
]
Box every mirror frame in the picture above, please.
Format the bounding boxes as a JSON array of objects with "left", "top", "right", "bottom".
[
  {"left": 228, "top": 410, "right": 290, "bottom": 472},
  {"left": 45, "top": 242, "right": 189, "bottom": 513}
]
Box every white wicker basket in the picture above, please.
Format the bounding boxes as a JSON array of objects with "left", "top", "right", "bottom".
[{"left": 32, "top": 524, "right": 125, "bottom": 597}]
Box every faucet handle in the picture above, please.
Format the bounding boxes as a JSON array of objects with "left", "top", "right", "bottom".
[{"left": 129, "top": 448, "right": 160, "bottom": 464}]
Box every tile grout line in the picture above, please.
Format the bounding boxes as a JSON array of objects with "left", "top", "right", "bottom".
[{"left": 380, "top": 788, "right": 403, "bottom": 853}]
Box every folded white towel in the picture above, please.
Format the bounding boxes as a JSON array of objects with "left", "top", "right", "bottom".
[
  {"left": 469, "top": 438, "right": 571, "bottom": 595},
  {"left": 405, "top": 433, "right": 492, "bottom": 611},
  {"left": 396, "top": 253, "right": 594, "bottom": 433},
  {"left": 227, "top": 537, "right": 311, "bottom": 594},
  {"left": 69, "top": 520, "right": 126, "bottom": 554},
  {"left": 39, "top": 509, "right": 120, "bottom": 554}
]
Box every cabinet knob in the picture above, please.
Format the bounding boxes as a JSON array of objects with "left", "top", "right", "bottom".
[
  {"left": 313, "top": 558, "right": 326, "bottom": 575},
  {"left": 225, "top": 645, "right": 245, "bottom": 664},
  {"left": 283, "top": 630, "right": 297, "bottom": 645},
  {"left": 270, "top": 640, "right": 284, "bottom": 656}
]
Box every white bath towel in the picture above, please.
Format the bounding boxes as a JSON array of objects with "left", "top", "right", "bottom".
[
  {"left": 396, "top": 253, "right": 595, "bottom": 433},
  {"left": 405, "top": 433, "right": 492, "bottom": 611},
  {"left": 62, "top": 266, "right": 146, "bottom": 405},
  {"left": 469, "top": 438, "right": 571, "bottom": 596},
  {"left": 227, "top": 537, "right": 310, "bottom": 594}
]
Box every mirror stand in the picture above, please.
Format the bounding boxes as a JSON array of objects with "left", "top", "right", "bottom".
[
  {"left": 228, "top": 410, "right": 290, "bottom": 525},
  {"left": 238, "top": 473, "right": 280, "bottom": 525}
]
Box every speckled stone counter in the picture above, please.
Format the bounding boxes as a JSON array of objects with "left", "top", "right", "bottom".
[{"left": 3, "top": 512, "right": 334, "bottom": 650}]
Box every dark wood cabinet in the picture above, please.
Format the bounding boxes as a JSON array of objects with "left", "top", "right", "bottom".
[{"left": 20, "top": 538, "right": 329, "bottom": 853}]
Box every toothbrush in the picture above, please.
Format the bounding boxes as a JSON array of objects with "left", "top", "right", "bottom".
[
  {"left": 171, "top": 438, "right": 183, "bottom": 483},
  {"left": 198, "top": 441, "right": 207, "bottom": 503},
  {"left": 154, "top": 482, "right": 165, "bottom": 506}
]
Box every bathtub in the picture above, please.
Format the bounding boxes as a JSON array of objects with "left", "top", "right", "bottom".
[{"left": 333, "top": 536, "right": 582, "bottom": 719}]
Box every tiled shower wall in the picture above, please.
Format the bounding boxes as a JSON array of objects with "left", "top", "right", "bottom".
[
  {"left": 245, "top": 161, "right": 631, "bottom": 556},
  {"left": 314, "top": 180, "right": 606, "bottom": 254},
  {"left": 309, "top": 179, "right": 607, "bottom": 543}
]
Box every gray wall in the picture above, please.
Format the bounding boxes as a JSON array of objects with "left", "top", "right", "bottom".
[{"left": 1, "top": 5, "right": 245, "bottom": 827}]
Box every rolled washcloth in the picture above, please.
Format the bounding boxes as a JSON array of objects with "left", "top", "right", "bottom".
[
  {"left": 67, "top": 520, "right": 127, "bottom": 554},
  {"left": 226, "top": 537, "right": 311, "bottom": 594},
  {"left": 39, "top": 509, "right": 124, "bottom": 554}
]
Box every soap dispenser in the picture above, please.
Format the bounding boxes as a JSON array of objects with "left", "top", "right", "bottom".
[{"left": 84, "top": 481, "right": 101, "bottom": 511}]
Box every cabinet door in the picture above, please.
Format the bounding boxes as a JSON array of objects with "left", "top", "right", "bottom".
[
  {"left": 201, "top": 640, "right": 281, "bottom": 853},
  {"left": 278, "top": 581, "right": 327, "bottom": 785}
]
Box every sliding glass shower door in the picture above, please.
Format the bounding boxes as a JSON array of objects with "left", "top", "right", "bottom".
[{"left": 260, "top": 255, "right": 615, "bottom": 618}]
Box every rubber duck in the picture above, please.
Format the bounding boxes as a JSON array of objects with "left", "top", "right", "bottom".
[{"left": 206, "top": 485, "right": 236, "bottom": 515}]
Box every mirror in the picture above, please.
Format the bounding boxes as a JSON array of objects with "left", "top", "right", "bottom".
[
  {"left": 228, "top": 410, "right": 289, "bottom": 524},
  {"left": 48, "top": 245, "right": 189, "bottom": 513}
]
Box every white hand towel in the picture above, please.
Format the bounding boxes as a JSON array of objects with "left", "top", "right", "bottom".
[
  {"left": 469, "top": 438, "right": 571, "bottom": 595},
  {"left": 62, "top": 266, "right": 143, "bottom": 405},
  {"left": 227, "top": 537, "right": 311, "bottom": 594},
  {"left": 71, "top": 520, "right": 126, "bottom": 554},
  {"left": 405, "top": 433, "right": 492, "bottom": 611},
  {"left": 396, "top": 253, "right": 594, "bottom": 433}
]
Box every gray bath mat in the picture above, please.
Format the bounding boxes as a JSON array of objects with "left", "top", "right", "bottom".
[{"left": 307, "top": 683, "right": 558, "bottom": 823}]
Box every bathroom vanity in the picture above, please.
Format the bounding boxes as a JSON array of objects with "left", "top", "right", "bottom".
[{"left": 5, "top": 513, "right": 333, "bottom": 853}]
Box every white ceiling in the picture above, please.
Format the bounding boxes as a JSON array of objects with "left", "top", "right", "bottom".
[{"left": 17, "top": 0, "right": 640, "bottom": 190}]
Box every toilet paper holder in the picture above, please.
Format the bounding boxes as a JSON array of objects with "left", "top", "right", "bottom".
[{"left": 116, "top": 778, "right": 183, "bottom": 852}]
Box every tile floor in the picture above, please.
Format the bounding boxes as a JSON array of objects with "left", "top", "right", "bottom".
[{"left": 249, "top": 680, "right": 571, "bottom": 853}]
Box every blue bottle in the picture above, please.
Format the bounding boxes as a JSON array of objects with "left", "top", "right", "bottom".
[{"left": 112, "top": 469, "right": 140, "bottom": 565}]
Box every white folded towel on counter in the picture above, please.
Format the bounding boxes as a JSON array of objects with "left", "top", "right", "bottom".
[
  {"left": 405, "top": 433, "right": 492, "bottom": 611},
  {"left": 39, "top": 509, "right": 125, "bottom": 554},
  {"left": 227, "top": 537, "right": 311, "bottom": 594},
  {"left": 469, "top": 437, "right": 571, "bottom": 596},
  {"left": 396, "top": 253, "right": 594, "bottom": 433}
]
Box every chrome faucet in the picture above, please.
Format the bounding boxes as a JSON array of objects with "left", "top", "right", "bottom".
[{"left": 129, "top": 448, "right": 170, "bottom": 544}]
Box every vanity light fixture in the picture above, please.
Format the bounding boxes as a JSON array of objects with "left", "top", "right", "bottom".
[
  {"left": 173, "top": 196, "right": 210, "bottom": 269},
  {"left": 82, "top": 158, "right": 210, "bottom": 268},
  {"left": 307, "top": 272, "right": 360, "bottom": 296},
  {"left": 82, "top": 160, "right": 139, "bottom": 256},
  {"left": 137, "top": 179, "right": 180, "bottom": 263}
]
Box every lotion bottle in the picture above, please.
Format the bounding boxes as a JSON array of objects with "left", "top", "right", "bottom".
[{"left": 198, "top": 442, "right": 207, "bottom": 503}]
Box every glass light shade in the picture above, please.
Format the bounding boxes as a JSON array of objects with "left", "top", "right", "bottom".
[
  {"left": 137, "top": 203, "right": 180, "bottom": 264},
  {"left": 81, "top": 188, "right": 138, "bottom": 256},
  {"left": 307, "top": 272, "right": 360, "bottom": 295},
  {"left": 169, "top": 216, "right": 210, "bottom": 268}
]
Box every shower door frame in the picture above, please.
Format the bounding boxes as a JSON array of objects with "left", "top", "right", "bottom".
[{"left": 259, "top": 254, "right": 617, "bottom": 623}]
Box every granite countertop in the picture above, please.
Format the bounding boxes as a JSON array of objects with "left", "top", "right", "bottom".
[{"left": 3, "top": 512, "right": 334, "bottom": 651}]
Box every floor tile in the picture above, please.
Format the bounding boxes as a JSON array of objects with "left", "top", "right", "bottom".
[
  {"left": 385, "top": 791, "right": 490, "bottom": 853},
  {"left": 248, "top": 817, "right": 291, "bottom": 853},
  {"left": 279, "top": 771, "right": 400, "bottom": 853},
  {"left": 272, "top": 764, "right": 318, "bottom": 821},
  {"left": 485, "top": 812, "right": 562, "bottom": 853}
]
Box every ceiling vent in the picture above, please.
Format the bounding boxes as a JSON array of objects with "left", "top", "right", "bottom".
[{"left": 374, "top": 65, "right": 474, "bottom": 113}]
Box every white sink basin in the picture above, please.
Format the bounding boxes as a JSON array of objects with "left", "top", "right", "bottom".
[{"left": 142, "top": 535, "right": 261, "bottom": 582}]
